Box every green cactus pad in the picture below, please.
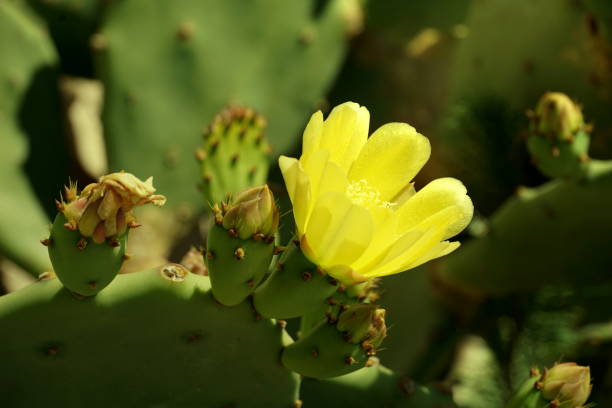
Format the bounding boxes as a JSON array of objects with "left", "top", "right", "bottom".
[
  {"left": 253, "top": 241, "right": 339, "bottom": 319},
  {"left": 206, "top": 223, "right": 274, "bottom": 306},
  {"left": 95, "top": 0, "right": 348, "bottom": 213},
  {"left": 527, "top": 129, "right": 590, "bottom": 180},
  {"left": 438, "top": 160, "right": 612, "bottom": 295},
  {"left": 0, "top": 1, "right": 68, "bottom": 276},
  {"left": 0, "top": 266, "right": 300, "bottom": 407},
  {"left": 300, "top": 361, "right": 457, "bottom": 408},
  {"left": 47, "top": 213, "right": 127, "bottom": 296},
  {"left": 199, "top": 107, "right": 270, "bottom": 205},
  {"left": 282, "top": 319, "right": 369, "bottom": 379}
]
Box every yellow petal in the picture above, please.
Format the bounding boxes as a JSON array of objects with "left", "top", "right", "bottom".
[
  {"left": 279, "top": 156, "right": 312, "bottom": 235},
  {"left": 318, "top": 102, "right": 369, "bottom": 171},
  {"left": 348, "top": 123, "right": 431, "bottom": 201},
  {"left": 301, "top": 111, "right": 324, "bottom": 165},
  {"left": 301, "top": 149, "right": 349, "bottom": 201},
  {"left": 350, "top": 206, "right": 398, "bottom": 271},
  {"left": 361, "top": 226, "right": 445, "bottom": 278},
  {"left": 304, "top": 191, "right": 373, "bottom": 269},
  {"left": 404, "top": 241, "right": 460, "bottom": 271},
  {"left": 396, "top": 177, "right": 473, "bottom": 240}
]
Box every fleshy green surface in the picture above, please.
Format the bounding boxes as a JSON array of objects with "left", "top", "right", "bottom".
[
  {"left": 206, "top": 223, "right": 274, "bottom": 306},
  {"left": 0, "top": 1, "right": 60, "bottom": 276},
  {"left": 0, "top": 268, "right": 300, "bottom": 407},
  {"left": 439, "top": 161, "right": 612, "bottom": 295},
  {"left": 96, "top": 0, "right": 348, "bottom": 213},
  {"left": 48, "top": 213, "right": 127, "bottom": 296},
  {"left": 301, "top": 362, "right": 457, "bottom": 407}
]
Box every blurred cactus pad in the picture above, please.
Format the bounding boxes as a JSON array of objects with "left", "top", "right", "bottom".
[{"left": 2, "top": 0, "right": 612, "bottom": 407}]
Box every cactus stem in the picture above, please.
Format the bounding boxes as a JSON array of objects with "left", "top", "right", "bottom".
[
  {"left": 40, "top": 238, "right": 53, "bottom": 247},
  {"left": 234, "top": 248, "right": 245, "bottom": 260},
  {"left": 301, "top": 271, "right": 312, "bottom": 281},
  {"left": 345, "top": 356, "right": 356, "bottom": 365},
  {"left": 76, "top": 237, "right": 88, "bottom": 251}
]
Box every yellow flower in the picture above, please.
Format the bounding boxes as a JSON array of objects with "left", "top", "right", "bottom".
[{"left": 280, "top": 102, "right": 473, "bottom": 284}]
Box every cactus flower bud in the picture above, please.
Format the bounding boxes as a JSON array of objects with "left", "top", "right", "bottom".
[
  {"left": 60, "top": 171, "right": 166, "bottom": 243},
  {"left": 540, "top": 363, "right": 591, "bottom": 407},
  {"left": 221, "top": 185, "right": 279, "bottom": 240},
  {"left": 527, "top": 92, "right": 590, "bottom": 180},
  {"left": 533, "top": 92, "right": 584, "bottom": 141},
  {"left": 337, "top": 304, "right": 387, "bottom": 349}
]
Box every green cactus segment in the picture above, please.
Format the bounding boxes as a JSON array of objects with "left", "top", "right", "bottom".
[
  {"left": 206, "top": 223, "right": 274, "bottom": 306},
  {"left": 527, "top": 92, "right": 591, "bottom": 180},
  {"left": 283, "top": 303, "right": 386, "bottom": 379},
  {"left": 0, "top": 266, "right": 300, "bottom": 407},
  {"left": 440, "top": 0, "right": 612, "bottom": 213},
  {"left": 282, "top": 319, "right": 369, "bottom": 379},
  {"left": 96, "top": 0, "right": 348, "bottom": 212},
  {"left": 438, "top": 160, "right": 612, "bottom": 295},
  {"left": 0, "top": 1, "right": 64, "bottom": 276},
  {"left": 47, "top": 213, "right": 127, "bottom": 296},
  {"left": 253, "top": 240, "right": 339, "bottom": 319},
  {"left": 300, "top": 362, "right": 457, "bottom": 408},
  {"left": 199, "top": 107, "right": 270, "bottom": 205}
]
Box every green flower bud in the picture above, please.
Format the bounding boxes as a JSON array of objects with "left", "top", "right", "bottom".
[
  {"left": 337, "top": 304, "right": 387, "bottom": 350},
  {"left": 532, "top": 92, "right": 584, "bottom": 142},
  {"left": 222, "top": 185, "right": 279, "bottom": 239},
  {"left": 540, "top": 363, "right": 591, "bottom": 407}
]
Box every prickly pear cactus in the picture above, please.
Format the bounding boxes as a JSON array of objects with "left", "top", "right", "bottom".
[
  {"left": 94, "top": 0, "right": 350, "bottom": 212},
  {"left": 0, "top": 1, "right": 67, "bottom": 276},
  {"left": 0, "top": 266, "right": 300, "bottom": 408}
]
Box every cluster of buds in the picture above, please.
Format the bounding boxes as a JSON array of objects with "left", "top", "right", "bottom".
[
  {"left": 337, "top": 303, "right": 387, "bottom": 356},
  {"left": 57, "top": 171, "right": 166, "bottom": 245},
  {"left": 213, "top": 185, "right": 279, "bottom": 241},
  {"left": 536, "top": 363, "right": 592, "bottom": 408}
]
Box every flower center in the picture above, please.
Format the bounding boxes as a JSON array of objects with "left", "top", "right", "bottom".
[{"left": 346, "top": 180, "right": 395, "bottom": 210}]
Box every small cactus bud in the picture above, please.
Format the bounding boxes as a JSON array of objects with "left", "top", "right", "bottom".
[
  {"left": 532, "top": 92, "right": 583, "bottom": 141},
  {"left": 222, "top": 185, "right": 279, "bottom": 239},
  {"left": 540, "top": 363, "right": 591, "bottom": 407},
  {"left": 527, "top": 92, "right": 591, "bottom": 180},
  {"left": 337, "top": 304, "right": 387, "bottom": 350}
]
